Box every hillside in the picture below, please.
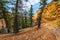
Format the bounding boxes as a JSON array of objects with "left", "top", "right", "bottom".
[
  {"left": 0, "top": 1, "right": 60, "bottom": 40},
  {"left": 42, "top": 2, "right": 60, "bottom": 23},
  {"left": 0, "top": 26, "right": 57, "bottom": 40}
]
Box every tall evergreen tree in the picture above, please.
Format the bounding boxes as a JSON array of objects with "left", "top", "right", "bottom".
[
  {"left": 13, "top": 0, "right": 19, "bottom": 33},
  {"left": 13, "top": 0, "right": 24, "bottom": 33},
  {"left": 52, "top": 0, "right": 60, "bottom": 1},
  {"left": 24, "top": 10, "right": 28, "bottom": 27},
  {"left": 37, "top": 0, "right": 47, "bottom": 28},
  {"left": 29, "top": 5, "right": 33, "bottom": 27},
  {"left": 13, "top": 0, "right": 29, "bottom": 33},
  {"left": 0, "top": 0, "right": 11, "bottom": 33}
]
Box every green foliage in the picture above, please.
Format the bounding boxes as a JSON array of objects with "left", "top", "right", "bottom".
[
  {"left": 29, "top": 5, "right": 33, "bottom": 27},
  {"left": 0, "top": 26, "right": 7, "bottom": 34},
  {"left": 0, "top": 0, "right": 48, "bottom": 33},
  {"left": 0, "top": 0, "right": 8, "bottom": 2},
  {"left": 24, "top": 10, "right": 28, "bottom": 28},
  {"left": 37, "top": 0, "right": 47, "bottom": 28},
  {"left": 0, "top": 0, "right": 12, "bottom": 33},
  {"left": 13, "top": 0, "right": 22, "bottom": 33},
  {"left": 52, "top": 0, "right": 60, "bottom": 1},
  {"left": 25, "top": 0, "right": 28, "bottom": 2}
]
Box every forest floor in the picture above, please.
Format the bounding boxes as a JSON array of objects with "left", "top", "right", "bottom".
[{"left": 0, "top": 26, "right": 60, "bottom": 40}]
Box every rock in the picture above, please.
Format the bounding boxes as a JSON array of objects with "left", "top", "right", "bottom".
[{"left": 42, "top": 2, "right": 60, "bottom": 23}]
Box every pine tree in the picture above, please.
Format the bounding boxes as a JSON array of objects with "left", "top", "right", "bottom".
[
  {"left": 0, "top": 0, "right": 11, "bottom": 33},
  {"left": 13, "top": 0, "right": 19, "bottom": 33},
  {"left": 29, "top": 5, "right": 33, "bottom": 27},
  {"left": 37, "top": 0, "right": 47, "bottom": 28},
  {"left": 13, "top": 0, "right": 23, "bottom": 33},
  {"left": 24, "top": 10, "right": 27, "bottom": 28},
  {"left": 52, "top": 0, "right": 60, "bottom": 1}
]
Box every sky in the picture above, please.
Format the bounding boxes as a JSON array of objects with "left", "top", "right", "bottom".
[
  {"left": 8, "top": 0, "right": 52, "bottom": 14},
  {"left": 23, "top": 0, "right": 52, "bottom": 13}
]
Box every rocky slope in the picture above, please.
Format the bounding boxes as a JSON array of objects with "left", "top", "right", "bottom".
[
  {"left": 42, "top": 2, "right": 60, "bottom": 23},
  {"left": 41, "top": 1, "right": 60, "bottom": 40},
  {"left": 32, "top": 1, "right": 60, "bottom": 40}
]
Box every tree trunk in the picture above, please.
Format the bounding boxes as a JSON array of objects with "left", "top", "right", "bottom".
[
  {"left": 0, "top": 2, "right": 11, "bottom": 33},
  {"left": 13, "top": 0, "right": 19, "bottom": 33}
]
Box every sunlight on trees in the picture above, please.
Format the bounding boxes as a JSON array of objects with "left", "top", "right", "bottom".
[{"left": 0, "top": 0, "right": 60, "bottom": 34}]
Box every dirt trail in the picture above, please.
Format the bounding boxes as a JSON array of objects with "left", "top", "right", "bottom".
[
  {"left": 50, "top": 29, "right": 60, "bottom": 40},
  {"left": 42, "top": 22, "right": 60, "bottom": 40},
  {"left": 0, "top": 26, "right": 57, "bottom": 40}
]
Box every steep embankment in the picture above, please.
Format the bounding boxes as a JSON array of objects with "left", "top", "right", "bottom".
[
  {"left": 42, "top": 2, "right": 60, "bottom": 23},
  {"left": 41, "top": 1, "right": 60, "bottom": 40},
  {"left": 33, "top": 1, "right": 60, "bottom": 40}
]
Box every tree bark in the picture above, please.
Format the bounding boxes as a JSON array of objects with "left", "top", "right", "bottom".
[{"left": 13, "top": 0, "right": 19, "bottom": 33}]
